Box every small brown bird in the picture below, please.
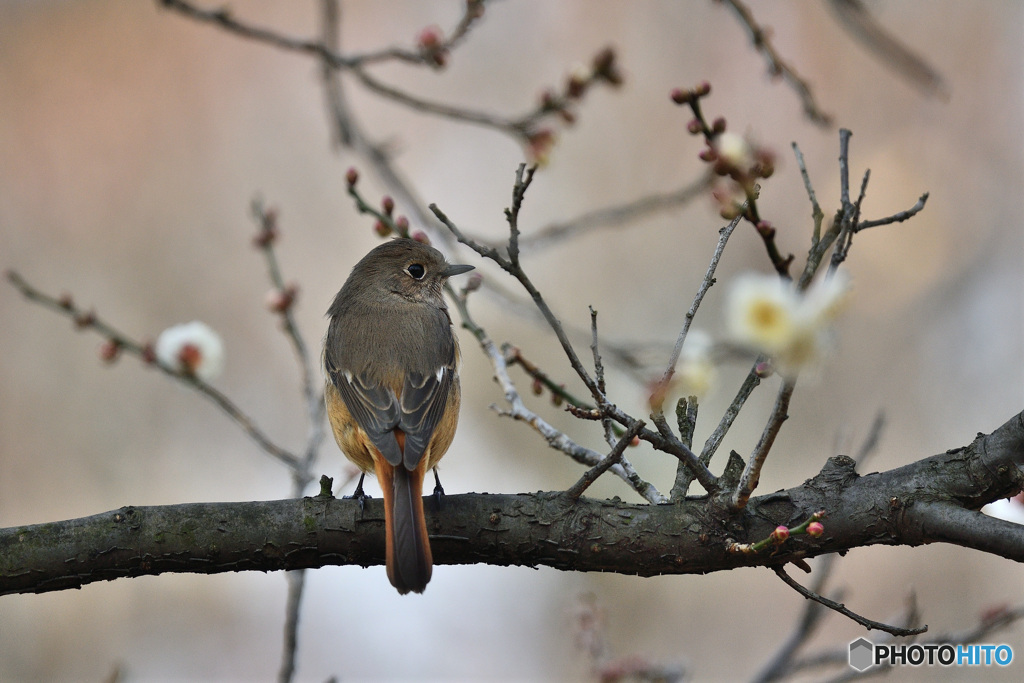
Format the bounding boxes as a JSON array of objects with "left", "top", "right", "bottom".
[{"left": 324, "top": 238, "right": 473, "bottom": 594}]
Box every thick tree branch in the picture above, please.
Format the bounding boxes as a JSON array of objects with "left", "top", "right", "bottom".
[{"left": 4, "top": 411, "right": 1022, "bottom": 597}]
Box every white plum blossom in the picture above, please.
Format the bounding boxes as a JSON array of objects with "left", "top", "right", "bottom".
[
  {"left": 716, "top": 132, "right": 753, "bottom": 169},
  {"left": 155, "top": 321, "right": 224, "bottom": 382},
  {"left": 676, "top": 329, "right": 717, "bottom": 399},
  {"left": 727, "top": 270, "right": 851, "bottom": 379}
]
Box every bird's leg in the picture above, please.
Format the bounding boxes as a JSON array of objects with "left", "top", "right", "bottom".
[
  {"left": 432, "top": 467, "right": 445, "bottom": 511},
  {"left": 344, "top": 472, "right": 370, "bottom": 514}
]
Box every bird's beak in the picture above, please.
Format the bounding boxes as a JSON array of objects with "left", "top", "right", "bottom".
[{"left": 444, "top": 263, "right": 475, "bottom": 277}]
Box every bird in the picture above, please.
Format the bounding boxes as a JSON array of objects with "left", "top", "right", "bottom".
[{"left": 323, "top": 238, "right": 473, "bottom": 594}]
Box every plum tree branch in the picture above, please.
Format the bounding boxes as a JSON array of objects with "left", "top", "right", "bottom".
[{"left": 3, "top": 410, "right": 1021, "bottom": 597}]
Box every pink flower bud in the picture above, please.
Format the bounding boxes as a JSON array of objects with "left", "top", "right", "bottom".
[
  {"left": 99, "top": 339, "right": 121, "bottom": 364},
  {"left": 381, "top": 195, "right": 395, "bottom": 216},
  {"left": 345, "top": 167, "right": 359, "bottom": 187},
  {"left": 771, "top": 525, "right": 790, "bottom": 542},
  {"left": 463, "top": 272, "right": 483, "bottom": 293},
  {"left": 670, "top": 88, "right": 691, "bottom": 105},
  {"left": 416, "top": 25, "right": 443, "bottom": 50},
  {"left": 395, "top": 216, "right": 410, "bottom": 236},
  {"left": 807, "top": 522, "right": 824, "bottom": 537}
]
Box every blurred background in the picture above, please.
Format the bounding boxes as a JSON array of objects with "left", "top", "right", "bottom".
[{"left": 1, "top": 1, "right": 1022, "bottom": 680}]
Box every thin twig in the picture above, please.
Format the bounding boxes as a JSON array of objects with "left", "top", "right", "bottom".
[
  {"left": 654, "top": 211, "right": 743, "bottom": 408},
  {"left": 251, "top": 200, "right": 326, "bottom": 487},
  {"left": 856, "top": 192, "right": 929, "bottom": 231},
  {"left": 854, "top": 411, "right": 886, "bottom": 467},
  {"left": 774, "top": 565, "right": 927, "bottom": 637},
  {"left": 732, "top": 380, "right": 796, "bottom": 509},
  {"left": 670, "top": 397, "right": 700, "bottom": 501},
  {"left": 432, "top": 168, "right": 602, "bottom": 403},
  {"left": 791, "top": 142, "right": 824, "bottom": 246},
  {"left": 752, "top": 555, "right": 841, "bottom": 683},
  {"left": 720, "top": 0, "right": 833, "bottom": 126},
  {"left": 515, "top": 173, "right": 713, "bottom": 252},
  {"left": 590, "top": 307, "right": 617, "bottom": 448},
  {"left": 5, "top": 270, "right": 302, "bottom": 471},
  {"left": 277, "top": 569, "right": 305, "bottom": 683},
  {"left": 826, "top": 0, "right": 949, "bottom": 99},
  {"left": 697, "top": 360, "right": 763, "bottom": 470},
  {"left": 160, "top": 0, "right": 354, "bottom": 68}
]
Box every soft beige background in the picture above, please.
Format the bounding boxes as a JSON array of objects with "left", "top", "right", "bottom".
[{"left": 1, "top": 1, "right": 1022, "bottom": 681}]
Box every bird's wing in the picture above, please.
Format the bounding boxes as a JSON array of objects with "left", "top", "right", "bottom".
[
  {"left": 326, "top": 356, "right": 404, "bottom": 467},
  {"left": 398, "top": 362, "right": 455, "bottom": 470}
]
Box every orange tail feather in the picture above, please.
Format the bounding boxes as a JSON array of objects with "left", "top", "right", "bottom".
[{"left": 378, "top": 461, "right": 432, "bottom": 594}]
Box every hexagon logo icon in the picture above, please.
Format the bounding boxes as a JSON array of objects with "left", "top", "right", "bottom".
[{"left": 849, "top": 638, "right": 874, "bottom": 671}]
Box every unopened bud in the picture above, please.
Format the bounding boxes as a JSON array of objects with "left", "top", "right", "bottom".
[
  {"left": 670, "top": 88, "right": 691, "bottom": 105},
  {"left": 395, "top": 215, "right": 410, "bottom": 236},
  {"left": 416, "top": 25, "right": 443, "bottom": 50},
  {"left": 345, "top": 167, "right": 359, "bottom": 187},
  {"left": 99, "top": 339, "right": 121, "bottom": 363},
  {"left": 807, "top": 522, "right": 824, "bottom": 537},
  {"left": 463, "top": 272, "right": 483, "bottom": 293}
]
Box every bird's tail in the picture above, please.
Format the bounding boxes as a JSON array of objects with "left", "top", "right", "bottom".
[{"left": 379, "top": 462, "right": 432, "bottom": 594}]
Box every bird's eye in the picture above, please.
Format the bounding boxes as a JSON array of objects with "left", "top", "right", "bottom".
[{"left": 406, "top": 263, "right": 426, "bottom": 280}]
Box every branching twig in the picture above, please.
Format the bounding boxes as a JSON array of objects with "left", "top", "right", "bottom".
[
  {"left": 565, "top": 420, "right": 647, "bottom": 501},
  {"left": 433, "top": 175, "right": 719, "bottom": 494},
  {"left": 5, "top": 270, "right": 302, "bottom": 471},
  {"left": 448, "top": 279, "right": 666, "bottom": 504}
]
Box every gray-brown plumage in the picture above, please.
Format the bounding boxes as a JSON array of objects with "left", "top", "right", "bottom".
[{"left": 324, "top": 238, "right": 473, "bottom": 594}]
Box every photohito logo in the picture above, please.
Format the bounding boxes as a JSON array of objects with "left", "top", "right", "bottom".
[{"left": 848, "top": 638, "right": 1014, "bottom": 671}]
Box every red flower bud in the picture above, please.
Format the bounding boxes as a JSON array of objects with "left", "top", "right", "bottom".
[
  {"left": 670, "top": 88, "right": 692, "bottom": 105},
  {"left": 99, "top": 339, "right": 121, "bottom": 363}
]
